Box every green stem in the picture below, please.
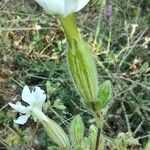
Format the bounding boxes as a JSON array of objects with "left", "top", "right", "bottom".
[
  {"left": 90, "top": 104, "right": 104, "bottom": 150},
  {"left": 95, "top": 127, "right": 101, "bottom": 150}
]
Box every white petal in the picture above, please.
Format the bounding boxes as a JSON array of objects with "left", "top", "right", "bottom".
[
  {"left": 9, "top": 102, "right": 28, "bottom": 114},
  {"left": 14, "top": 115, "right": 30, "bottom": 125},
  {"left": 75, "top": 0, "right": 90, "bottom": 12},
  {"left": 22, "top": 85, "right": 35, "bottom": 106},
  {"left": 32, "top": 86, "right": 46, "bottom": 108},
  {"left": 34, "top": 0, "right": 89, "bottom": 17},
  {"left": 34, "top": 0, "right": 66, "bottom": 16},
  {"left": 64, "top": 0, "right": 78, "bottom": 17}
]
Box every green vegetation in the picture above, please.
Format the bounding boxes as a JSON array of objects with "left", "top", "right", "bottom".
[{"left": 0, "top": 0, "right": 149, "bottom": 149}]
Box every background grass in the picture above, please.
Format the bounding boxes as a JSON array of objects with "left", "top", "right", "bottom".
[{"left": 0, "top": 0, "right": 149, "bottom": 149}]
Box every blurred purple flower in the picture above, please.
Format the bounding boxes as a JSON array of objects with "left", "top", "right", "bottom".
[{"left": 104, "top": 2, "right": 112, "bottom": 22}]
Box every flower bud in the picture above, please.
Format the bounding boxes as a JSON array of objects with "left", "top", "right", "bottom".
[
  {"left": 88, "top": 125, "right": 97, "bottom": 150},
  {"left": 70, "top": 115, "right": 85, "bottom": 144},
  {"left": 95, "top": 80, "right": 112, "bottom": 111},
  {"left": 88, "top": 125, "right": 104, "bottom": 150}
]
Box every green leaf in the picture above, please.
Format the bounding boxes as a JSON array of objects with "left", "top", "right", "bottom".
[
  {"left": 95, "top": 80, "right": 112, "bottom": 110},
  {"left": 139, "top": 62, "right": 149, "bottom": 74},
  {"left": 46, "top": 81, "right": 56, "bottom": 95},
  {"left": 53, "top": 99, "right": 66, "bottom": 110}
]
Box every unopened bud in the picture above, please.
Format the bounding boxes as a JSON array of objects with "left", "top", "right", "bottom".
[
  {"left": 88, "top": 125, "right": 104, "bottom": 150},
  {"left": 95, "top": 80, "right": 112, "bottom": 111},
  {"left": 88, "top": 125, "right": 97, "bottom": 150},
  {"left": 70, "top": 115, "right": 85, "bottom": 144}
]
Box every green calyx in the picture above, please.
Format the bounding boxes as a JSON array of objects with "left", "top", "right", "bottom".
[
  {"left": 67, "top": 36, "right": 98, "bottom": 103},
  {"left": 60, "top": 14, "right": 98, "bottom": 110}
]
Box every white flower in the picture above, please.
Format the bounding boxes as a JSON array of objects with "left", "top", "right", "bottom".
[
  {"left": 9, "top": 85, "right": 46, "bottom": 125},
  {"left": 34, "top": 0, "right": 90, "bottom": 17}
]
